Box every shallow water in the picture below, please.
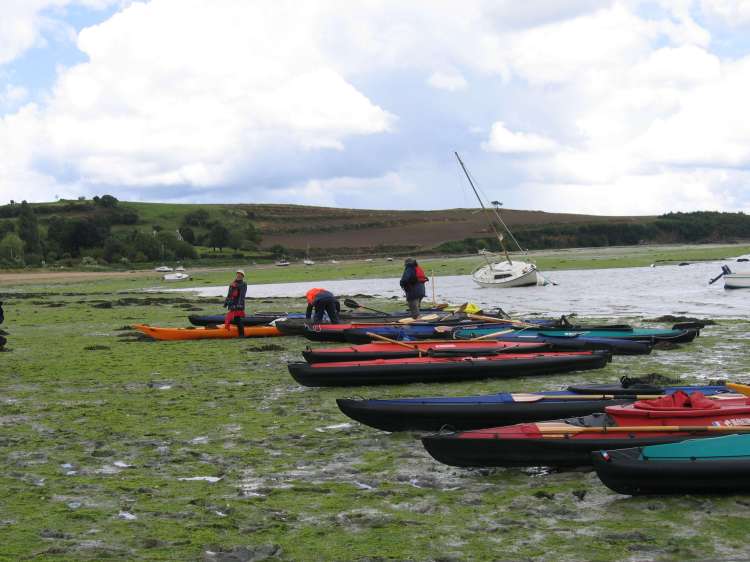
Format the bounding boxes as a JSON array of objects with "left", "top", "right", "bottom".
[{"left": 170, "top": 260, "right": 749, "bottom": 318}]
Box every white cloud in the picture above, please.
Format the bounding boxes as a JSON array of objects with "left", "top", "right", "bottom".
[
  {"left": 0, "top": 0, "right": 122, "bottom": 66},
  {"left": 1, "top": 0, "right": 750, "bottom": 215},
  {"left": 0, "top": 0, "right": 396, "bottom": 199},
  {"left": 482, "top": 122, "right": 558, "bottom": 154},
  {"left": 701, "top": 0, "right": 750, "bottom": 26},
  {"left": 427, "top": 70, "right": 468, "bottom": 92}
]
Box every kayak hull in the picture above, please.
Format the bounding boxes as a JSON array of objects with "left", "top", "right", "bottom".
[
  {"left": 423, "top": 432, "right": 701, "bottom": 468},
  {"left": 592, "top": 446, "right": 750, "bottom": 495},
  {"left": 132, "top": 323, "right": 281, "bottom": 340},
  {"left": 337, "top": 397, "right": 635, "bottom": 432},
  {"left": 287, "top": 351, "right": 610, "bottom": 387},
  {"left": 336, "top": 385, "right": 731, "bottom": 432}
]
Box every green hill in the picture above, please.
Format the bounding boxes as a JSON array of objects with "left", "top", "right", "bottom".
[{"left": 0, "top": 196, "right": 748, "bottom": 267}]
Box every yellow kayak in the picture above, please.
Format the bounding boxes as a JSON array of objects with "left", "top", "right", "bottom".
[{"left": 132, "top": 323, "right": 282, "bottom": 341}]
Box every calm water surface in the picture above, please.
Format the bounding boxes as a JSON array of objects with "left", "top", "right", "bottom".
[{"left": 171, "top": 261, "right": 749, "bottom": 318}]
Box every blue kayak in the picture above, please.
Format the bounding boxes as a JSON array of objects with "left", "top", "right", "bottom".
[{"left": 337, "top": 385, "right": 731, "bottom": 431}]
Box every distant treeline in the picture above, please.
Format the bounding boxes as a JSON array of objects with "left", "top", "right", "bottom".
[
  {"left": 436, "top": 212, "right": 750, "bottom": 253},
  {"left": 0, "top": 197, "right": 261, "bottom": 267}
]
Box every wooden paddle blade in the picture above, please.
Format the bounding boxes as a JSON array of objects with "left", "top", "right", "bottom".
[{"left": 508, "top": 394, "right": 544, "bottom": 403}]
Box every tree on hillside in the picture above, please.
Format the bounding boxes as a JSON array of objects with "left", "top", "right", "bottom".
[
  {"left": 179, "top": 226, "right": 196, "bottom": 245},
  {"left": 228, "top": 231, "right": 244, "bottom": 251},
  {"left": 47, "top": 217, "right": 109, "bottom": 257},
  {"left": 183, "top": 209, "right": 210, "bottom": 227},
  {"left": 98, "top": 194, "right": 118, "bottom": 208},
  {"left": 269, "top": 244, "right": 286, "bottom": 258},
  {"left": 244, "top": 222, "right": 262, "bottom": 247},
  {"left": 18, "top": 201, "right": 41, "bottom": 255},
  {"left": 208, "top": 224, "right": 230, "bottom": 251},
  {"left": 0, "top": 233, "right": 24, "bottom": 261}
]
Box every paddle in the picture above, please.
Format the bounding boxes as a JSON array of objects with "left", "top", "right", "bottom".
[
  {"left": 343, "top": 298, "right": 391, "bottom": 316},
  {"left": 511, "top": 393, "right": 664, "bottom": 402},
  {"left": 467, "top": 329, "right": 515, "bottom": 341},
  {"left": 467, "top": 314, "right": 537, "bottom": 328},
  {"left": 398, "top": 314, "right": 440, "bottom": 324},
  {"left": 365, "top": 332, "right": 423, "bottom": 356},
  {"left": 537, "top": 424, "right": 750, "bottom": 435}
]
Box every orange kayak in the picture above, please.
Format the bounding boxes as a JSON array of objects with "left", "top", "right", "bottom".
[{"left": 132, "top": 323, "right": 282, "bottom": 341}]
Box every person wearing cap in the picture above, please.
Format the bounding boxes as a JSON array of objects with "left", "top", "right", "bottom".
[
  {"left": 400, "top": 258, "right": 428, "bottom": 319},
  {"left": 305, "top": 288, "right": 340, "bottom": 324},
  {"left": 224, "top": 270, "right": 248, "bottom": 335}
]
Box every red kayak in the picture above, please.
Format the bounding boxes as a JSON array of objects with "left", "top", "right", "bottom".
[
  {"left": 301, "top": 340, "right": 547, "bottom": 363},
  {"left": 287, "top": 350, "right": 610, "bottom": 387},
  {"left": 422, "top": 391, "right": 750, "bottom": 467}
]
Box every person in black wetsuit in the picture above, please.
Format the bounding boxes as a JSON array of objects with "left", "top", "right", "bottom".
[
  {"left": 305, "top": 288, "right": 340, "bottom": 324},
  {"left": 0, "top": 301, "right": 5, "bottom": 349},
  {"left": 223, "top": 270, "right": 248, "bottom": 336},
  {"left": 400, "top": 258, "right": 428, "bottom": 319}
]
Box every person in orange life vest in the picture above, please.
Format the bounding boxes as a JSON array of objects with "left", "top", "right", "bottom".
[
  {"left": 224, "top": 270, "right": 248, "bottom": 335},
  {"left": 399, "top": 258, "right": 428, "bottom": 319},
  {"left": 305, "top": 288, "right": 341, "bottom": 323}
]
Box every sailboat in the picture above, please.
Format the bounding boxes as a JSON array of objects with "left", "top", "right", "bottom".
[{"left": 455, "top": 152, "right": 545, "bottom": 288}]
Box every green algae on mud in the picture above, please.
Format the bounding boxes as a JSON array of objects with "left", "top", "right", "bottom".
[{"left": 2, "top": 278, "right": 750, "bottom": 560}]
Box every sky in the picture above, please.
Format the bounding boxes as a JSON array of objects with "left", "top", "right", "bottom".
[{"left": 1, "top": 1, "right": 750, "bottom": 215}]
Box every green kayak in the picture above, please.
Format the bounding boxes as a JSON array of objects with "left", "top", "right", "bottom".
[
  {"left": 453, "top": 325, "right": 698, "bottom": 343},
  {"left": 593, "top": 434, "right": 750, "bottom": 495}
]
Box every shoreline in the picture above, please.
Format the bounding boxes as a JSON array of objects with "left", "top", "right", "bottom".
[{"left": 1, "top": 242, "right": 748, "bottom": 287}]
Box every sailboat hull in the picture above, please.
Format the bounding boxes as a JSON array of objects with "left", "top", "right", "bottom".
[{"left": 472, "top": 262, "right": 539, "bottom": 288}]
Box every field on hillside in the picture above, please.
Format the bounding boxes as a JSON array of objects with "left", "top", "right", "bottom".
[
  {"left": 2, "top": 276, "right": 750, "bottom": 560},
  {"left": 0, "top": 199, "right": 641, "bottom": 256}
]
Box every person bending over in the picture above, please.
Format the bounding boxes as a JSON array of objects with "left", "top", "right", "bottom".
[
  {"left": 224, "top": 270, "right": 248, "bottom": 335},
  {"left": 305, "top": 288, "right": 340, "bottom": 324},
  {"left": 400, "top": 258, "right": 428, "bottom": 319}
]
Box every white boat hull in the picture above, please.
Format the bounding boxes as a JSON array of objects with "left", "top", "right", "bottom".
[
  {"left": 472, "top": 261, "right": 539, "bottom": 288},
  {"left": 163, "top": 273, "right": 190, "bottom": 281},
  {"left": 725, "top": 273, "right": 750, "bottom": 289}
]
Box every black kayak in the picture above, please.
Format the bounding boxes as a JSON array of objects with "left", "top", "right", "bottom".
[
  {"left": 592, "top": 434, "right": 750, "bottom": 495},
  {"left": 420, "top": 409, "right": 730, "bottom": 468},
  {"left": 287, "top": 351, "right": 611, "bottom": 387},
  {"left": 336, "top": 384, "right": 731, "bottom": 432}
]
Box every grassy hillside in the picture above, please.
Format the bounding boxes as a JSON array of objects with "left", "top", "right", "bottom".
[
  {"left": 0, "top": 198, "right": 641, "bottom": 255},
  {"left": 1, "top": 198, "right": 749, "bottom": 268}
]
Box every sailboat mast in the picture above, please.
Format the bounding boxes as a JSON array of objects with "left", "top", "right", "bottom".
[{"left": 454, "top": 152, "right": 512, "bottom": 265}]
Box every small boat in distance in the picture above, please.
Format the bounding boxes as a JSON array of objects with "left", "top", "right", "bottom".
[
  {"left": 454, "top": 152, "right": 545, "bottom": 288},
  {"left": 155, "top": 265, "right": 173, "bottom": 272},
  {"left": 163, "top": 272, "right": 190, "bottom": 281},
  {"left": 275, "top": 259, "right": 291, "bottom": 267},
  {"left": 175, "top": 265, "right": 185, "bottom": 272}
]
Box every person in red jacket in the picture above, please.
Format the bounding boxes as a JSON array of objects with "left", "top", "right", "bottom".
[
  {"left": 305, "top": 288, "right": 340, "bottom": 323},
  {"left": 224, "top": 270, "right": 248, "bottom": 335}
]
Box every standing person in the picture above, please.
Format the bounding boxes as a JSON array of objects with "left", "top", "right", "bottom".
[
  {"left": 400, "top": 258, "right": 428, "bottom": 319},
  {"left": 305, "top": 288, "right": 341, "bottom": 324},
  {"left": 224, "top": 270, "right": 248, "bottom": 336},
  {"left": 0, "top": 301, "right": 5, "bottom": 349}
]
